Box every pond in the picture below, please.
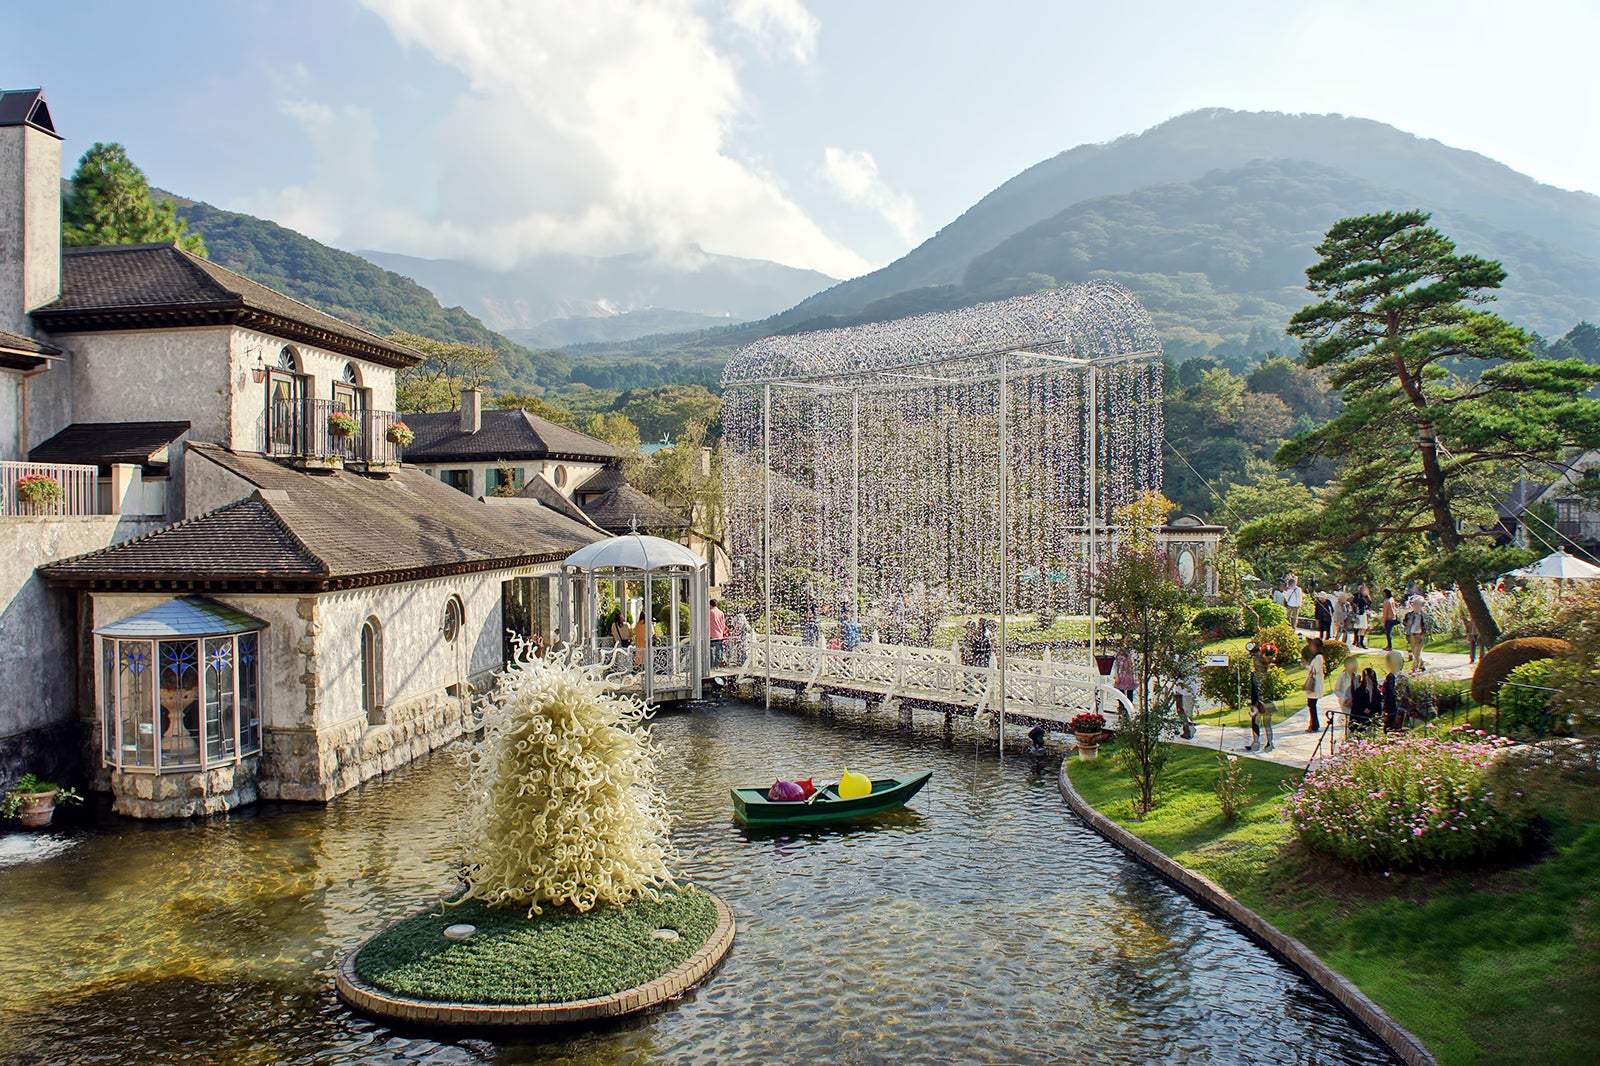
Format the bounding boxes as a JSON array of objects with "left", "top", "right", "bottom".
[{"left": 0, "top": 698, "right": 1395, "bottom": 1065}]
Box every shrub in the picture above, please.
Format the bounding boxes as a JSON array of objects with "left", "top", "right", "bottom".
[
  {"left": 1284, "top": 730, "right": 1532, "bottom": 870},
  {"left": 1246, "top": 598, "right": 1286, "bottom": 629},
  {"left": 1429, "top": 678, "right": 1470, "bottom": 715},
  {"left": 1499, "top": 659, "right": 1558, "bottom": 735},
  {"left": 1192, "top": 605, "right": 1245, "bottom": 639},
  {"left": 1320, "top": 638, "right": 1350, "bottom": 672},
  {"left": 1255, "top": 623, "right": 1303, "bottom": 668},
  {"left": 1201, "top": 654, "right": 1293, "bottom": 709},
  {"left": 1214, "top": 753, "right": 1256, "bottom": 822},
  {"left": 1471, "top": 636, "right": 1572, "bottom": 706}
]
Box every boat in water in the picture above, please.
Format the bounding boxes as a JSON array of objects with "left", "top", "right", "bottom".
[{"left": 731, "top": 771, "right": 933, "bottom": 826}]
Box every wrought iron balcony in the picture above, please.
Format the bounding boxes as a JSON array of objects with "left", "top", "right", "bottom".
[{"left": 258, "top": 397, "right": 405, "bottom": 467}]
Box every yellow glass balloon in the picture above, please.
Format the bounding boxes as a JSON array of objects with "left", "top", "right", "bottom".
[{"left": 838, "top": 768, "right": 871, "bottom": 799}]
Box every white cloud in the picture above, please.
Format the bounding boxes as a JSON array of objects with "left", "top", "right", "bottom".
[
  {"left": 823, "top": 146, "right": 920, "bottom": 243},
  {"left": 246, "top": 0, "right": 864, "bottom": 278},
  {"left": 725, "top": 0, "right": 819, "bottom": 62}
]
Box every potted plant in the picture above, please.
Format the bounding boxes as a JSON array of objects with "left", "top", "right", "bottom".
[
  {"left": 1069, "top": 711, "right": 1106, "bottom": 760},
  {"left": 14, "top": 473, "right": 62, "bottom": 508},
  {"left": 2, "top": 773, "right": 82, "bottom": 828},
  {"left": 327, "top": 411, "right": 360, "bottom": 438},
  {"left": 386, "top": 420, "right": 414, "bottom": 446}
]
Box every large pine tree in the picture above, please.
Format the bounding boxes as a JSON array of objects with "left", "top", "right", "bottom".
[
  {"left": 61, "top": 142, "right": 206, "bottom": 255},
  {"left": 1279, "top": 211, "right": 1600, "bottom": 643}
]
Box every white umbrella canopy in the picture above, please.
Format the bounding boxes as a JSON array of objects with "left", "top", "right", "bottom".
[{"left": 1509, "top": 548, "right": 1600, "bottom": 581}]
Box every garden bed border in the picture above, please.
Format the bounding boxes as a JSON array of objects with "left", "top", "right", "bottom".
[
  {"left": 1058, "top": 762, "right": 1437, "bottom": 1066},
  {"left": 335, "top": 890, "right": 736, "bottom": 1028}
]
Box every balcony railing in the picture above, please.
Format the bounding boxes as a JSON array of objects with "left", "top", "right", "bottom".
[
  {"left": 1, "top": 460, "right": 102, "bottom": 516},
  {"left": 257, "top": 398, "right": 405, "bottom": 466}
]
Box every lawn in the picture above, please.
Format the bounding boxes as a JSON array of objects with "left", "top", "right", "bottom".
[{"left": 1067, "top": 744, "right": 1600, "bottom": 1066}]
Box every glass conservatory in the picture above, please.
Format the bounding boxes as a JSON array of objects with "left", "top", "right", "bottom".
[{"left": 96, "top": 597, "right": 264, "bottom": 773}]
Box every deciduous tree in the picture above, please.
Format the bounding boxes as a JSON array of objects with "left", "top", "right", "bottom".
[
  {"left": 1278, "top": 211, "right": 1600, "bottom": 643},
  {"left": 392, "top": 333, "right": 501, "bottom": 413}
]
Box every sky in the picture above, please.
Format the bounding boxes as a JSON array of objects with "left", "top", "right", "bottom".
[{"left": 2, "top": 0, "right": 1595, "bottom": 280}]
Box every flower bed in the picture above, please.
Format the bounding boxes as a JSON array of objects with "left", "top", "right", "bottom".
[{"left": 1284, "top": 729, "right": 1532, "bottom": 869}]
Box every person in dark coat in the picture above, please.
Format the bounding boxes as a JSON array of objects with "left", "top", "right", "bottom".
[{"left": 1382, "top": 650, "right": 1404, "bottom": 731}]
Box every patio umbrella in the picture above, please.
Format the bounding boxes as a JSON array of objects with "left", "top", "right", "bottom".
[{"left": 1509, "top": 548, "right": 1600, "bottom": 581}]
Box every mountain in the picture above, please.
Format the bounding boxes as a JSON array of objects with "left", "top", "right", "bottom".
[
  {"left": 504, "top": 308, "right": 736, "bottom": 349},
  {"left": 165, "top": 196, "right": 567, "bottom": 388},
  {"left": 356, "top": 245, "right": 834, "bottom": 336},
  {"left": 764, "top": 109, "right": 1600, "bottom": 352}
]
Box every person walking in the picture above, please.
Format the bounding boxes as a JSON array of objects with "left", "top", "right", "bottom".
[
  {"left": 1381, "top": 588, "right": 1398, "bottom": 650},
  {"left": 1314, "top": 590, "right": 1333, "bottom": 641},
  {"left": 1404, "top": 589, "right": 1428, "bottom": 673},
  {"left": 1333, "top": 655, "right": 1360, "bottom": 742},
  {"left": 1284, "top": 575, "right": 1304, "bottom": 630},
  {"left": 708, "top": 599, "right": 728, "bottom": 668},
  {"left": 1241, "top": 641, "right": 1275, "bottom": 753},
  {"left": 1303, "top": 636, "right": 1326, "bottom": 732},
  {"left": 1332, "top": 590, "right": 1352, "bottom": 644}
]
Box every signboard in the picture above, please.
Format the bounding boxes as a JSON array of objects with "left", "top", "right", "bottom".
[{"left": 1204, "top": 654, "right": 1230, "bottom": 667}]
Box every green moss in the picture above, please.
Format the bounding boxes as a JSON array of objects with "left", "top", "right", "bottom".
[
  {"left": 353, "top": 886, "right": 719, "bottom": 1005},
  {"left": 1067, "top": 745, "right": 1600, "bottom": 1066}
]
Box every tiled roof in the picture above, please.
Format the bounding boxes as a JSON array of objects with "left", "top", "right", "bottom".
[
  {"left": 42, "top": 444, "right": 603, "bottom": 590},
  {"left": 517, "top": 475, "right": 604, "bottom": 530},
  {"left": 0, "top": 88, "right": 57, "bottom": 136},
  {"left": 30, "top": 421, "right": 189, "bottom": 471},
  {"left": 573, "top": 464, "right": 627, "bottom": 499},
  {"left": 0, "top": 327, "right": 59, "bottom": 356},
  {"left": 580, "top": 484, "right": 689, "bottom": 534},
  {"left": 403, "top": 408, "right": 619, "bottom": 462},
  {"left": 31, "top": 243, "right": 424, "bottom": 368}
]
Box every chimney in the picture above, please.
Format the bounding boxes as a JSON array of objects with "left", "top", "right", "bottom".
[
  {"left": 460, "top": 387, "right": 482, "bottom": 434},
  {"left": 0, "top": 88, "right": 63, "bottom": 335}
]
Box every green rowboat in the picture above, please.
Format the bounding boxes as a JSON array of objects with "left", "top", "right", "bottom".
[{"left": 731, "top": 771, "right": 933, "bottom": 826}]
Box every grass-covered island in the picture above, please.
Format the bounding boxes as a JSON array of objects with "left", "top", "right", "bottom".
[
  {"left": 353, "top": 887, "right": 721, "bottom": 1005},
  {"left": 1067, "top": 741, "right": 1600, "bottom": 1066},
  {"left": 337, "top": 653, "right": 734, "bottom": 1026}
]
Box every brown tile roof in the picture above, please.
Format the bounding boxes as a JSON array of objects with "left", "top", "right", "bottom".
[
  {"left": 580, "top": 484, "right": 689, "bottom": 534},
  {"left": 30, "top": 421, "right": 189, "bottom": 472},
  {"left": 31, "top": 243, "right": 424, "bottom": 368},
  {"left": 573, "top": 464, "right": 627, "bottom": 499},
  {"left": 0, "top": 327, "right": 59, "bottom": 370},
  {"left": 516, "top": 475, "right": 605, "bottom": 530},
  {"left": 42, "top": 444, "right": 603, "bottom": 591},
  {"left": 403, "top": 408, "right": 619, "bottom": 462}
]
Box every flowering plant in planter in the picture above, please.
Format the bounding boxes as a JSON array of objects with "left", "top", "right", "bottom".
[
  {"left": 386, "top": 421, "right": 414, "bottom": 446},
  {"left": 14, "top": 473, "right": 62, "bottom": 506},
  {"left": 2, "top": 772, "right": 83, "bottom": 826},
  {"left": 1068, "top": 712, "right": 1105, "bottom": 735},
  {"left": 327, "top": 411, "right": 360, "bottom": 437}
]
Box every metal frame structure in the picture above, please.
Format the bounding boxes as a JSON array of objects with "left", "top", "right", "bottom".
[{"left": 721, "top": 283, "right": 1164, "bottom": 749}]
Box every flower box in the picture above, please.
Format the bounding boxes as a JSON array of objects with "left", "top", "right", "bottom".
[
  {"left": 327, "top": 412, "right": 360, "bottom": 438},
  {"left": 14, "top": 474, "right": 62, "bottom": 507},
  {"left": 386, "top": 421, "right": 414, "bottom": 446}
]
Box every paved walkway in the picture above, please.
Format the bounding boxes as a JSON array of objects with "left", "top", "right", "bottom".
[{"left": 1175, "top": 649, "right": 1478, "bottom": 770}]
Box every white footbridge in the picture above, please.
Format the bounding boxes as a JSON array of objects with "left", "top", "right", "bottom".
[{"left": 714, "top": 635, "right": 1134, "bottom": 727}]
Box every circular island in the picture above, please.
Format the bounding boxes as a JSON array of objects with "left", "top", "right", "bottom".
[{"left": 336, "top": 887, "right": 735, "bottom": 1026}]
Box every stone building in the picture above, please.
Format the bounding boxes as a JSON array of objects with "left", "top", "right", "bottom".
[
  {"left": 404, "top": 392, "right": 618, "bottom": 498},
  {"left": 0, "top": 86, "right": 603, "bottom": 814}
]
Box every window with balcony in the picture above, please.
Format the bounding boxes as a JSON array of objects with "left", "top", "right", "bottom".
[{"left": 96, "top": 598, "right": 263, "bottom": 773}]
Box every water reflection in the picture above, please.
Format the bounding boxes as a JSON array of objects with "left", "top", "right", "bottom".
[{"left": 0, "top": 698, "right": 1394, "bottom": 1065}]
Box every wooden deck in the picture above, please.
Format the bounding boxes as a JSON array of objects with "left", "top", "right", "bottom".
[{"left": 712, "top": 636, "right": 1133, "bottom": 726}]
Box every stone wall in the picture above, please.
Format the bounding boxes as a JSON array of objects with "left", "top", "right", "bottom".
[
  {"left": 0, "top": 514, "right": 164, "bottom": 787},
  {"left": 110, "top": 758, "right": 259, "bottom": 820},
  {"left": 62, "top": 327, "right": 234, "bottom": 444}
]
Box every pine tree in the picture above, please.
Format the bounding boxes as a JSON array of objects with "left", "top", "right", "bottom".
[
  {"left": 1279, "top": 211, "right": 1600, "bottom": 643},
  {"left": 61, "top": 142, "right": 207, "bottom": 256}
]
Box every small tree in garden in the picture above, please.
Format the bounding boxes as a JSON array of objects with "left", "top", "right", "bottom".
[
  {"left": 1094, "top": 543, "right": 1203, "bottom": 817},
  {"left": 1548, "top": 585, "right": 1600, "bottom": 739},
  {"left": 457, "top": 650, "right": 677, "bottom": 915}
]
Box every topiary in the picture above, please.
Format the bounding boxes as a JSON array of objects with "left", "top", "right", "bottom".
[
  {"left": 1247, "top": 598, "right": 1287, "bottom": 629},
  {"left": 1191, "top": 605, "right": 1245, "bottom": 639},
  {"left": 1201, "top": 653, "right": 1293, "bottom": 709},
  {"left": 1471, "top": 636, "right": 1573, "bottom": 706},
  {"left": 1498, "top": 659, "right": 1557, "bottom": 734}
]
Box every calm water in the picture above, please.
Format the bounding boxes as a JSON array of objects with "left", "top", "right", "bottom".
[{"left": 0, "top": 699, "right": 1394, "bottom": 1065}]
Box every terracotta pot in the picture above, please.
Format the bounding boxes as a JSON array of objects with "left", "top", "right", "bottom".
[
  {"left": 1074, "top": 732, "right": 1101, "bottom": 760},
  {"left": 15, "top": 790, "right": 57, "bottom": 828}
]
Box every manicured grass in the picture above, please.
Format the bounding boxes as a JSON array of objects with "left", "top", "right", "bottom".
[
  {"left": 354, "top": 887, "right": 719, "bottom": 1005},
  {"left": 1067, "top": 745, "right": 1600, "bottom": 1066}
]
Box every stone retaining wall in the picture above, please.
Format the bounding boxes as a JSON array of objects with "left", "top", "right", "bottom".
[{"left": 1057, "top": 761, "right": 1438, "bottom": 1066}]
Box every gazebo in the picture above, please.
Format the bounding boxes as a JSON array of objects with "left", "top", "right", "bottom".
[{"left": 557, "top": 534, "right": 710, "bottom": 701}]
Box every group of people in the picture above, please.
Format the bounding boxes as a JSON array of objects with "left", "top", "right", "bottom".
[
  {"left": 1273, "top": 574, "right": 1437, "bottom": 674},
  {"left": 959, "top": 618, "right": 999, "bottom": 666}
]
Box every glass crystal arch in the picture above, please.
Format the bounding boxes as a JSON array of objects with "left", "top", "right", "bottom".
[{"left": 720, "top": 282, "right": 1164, "bottom": 650}]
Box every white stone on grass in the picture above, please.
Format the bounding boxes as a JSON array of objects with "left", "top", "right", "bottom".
[{"left": 443, "top": 923, "right": 476, "bottom": 940}]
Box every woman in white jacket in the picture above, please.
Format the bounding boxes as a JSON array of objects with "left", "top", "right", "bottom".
[{"left": 1303, "top": 637, "right": 1326, "bottom": 732}]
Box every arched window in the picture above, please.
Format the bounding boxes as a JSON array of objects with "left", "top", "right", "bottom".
[
  {"left": 361, "top": 617, "right": 385, "bottom": 725},
  {"left": 340, "top": 362, "right": 360, "bottom": 385},
  {"left": 442, "top": 595, "right": 465, "bottom": 643},
  {"left": 267, "top": 347, "right": 308, "bottom": 453},
  {"left": 334, "top": 361, "right": 367, "bottom": 416},
  {"left": 277, "top": 346, "right": 299, "bottom": 372}
]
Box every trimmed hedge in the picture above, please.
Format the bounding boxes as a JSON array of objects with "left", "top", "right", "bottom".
[
  {"left": 1201, "top": 654, "right": 1294, "bottom": 709},
  {"left": 1471, "top": 637, "right": 1572, "bottom": 706},
  {"left": 1499, "top": 660, "right": 1556, "bottom": 734},
  {"left": 1255, "top": 623, "right": 1303, "bottom": 668},
  {"left": 1247, "top": 598, "right": 1287, "bottom": 629},
  {"left": 1191, "top": 605, "right": 1246, "bottom": 638}
]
